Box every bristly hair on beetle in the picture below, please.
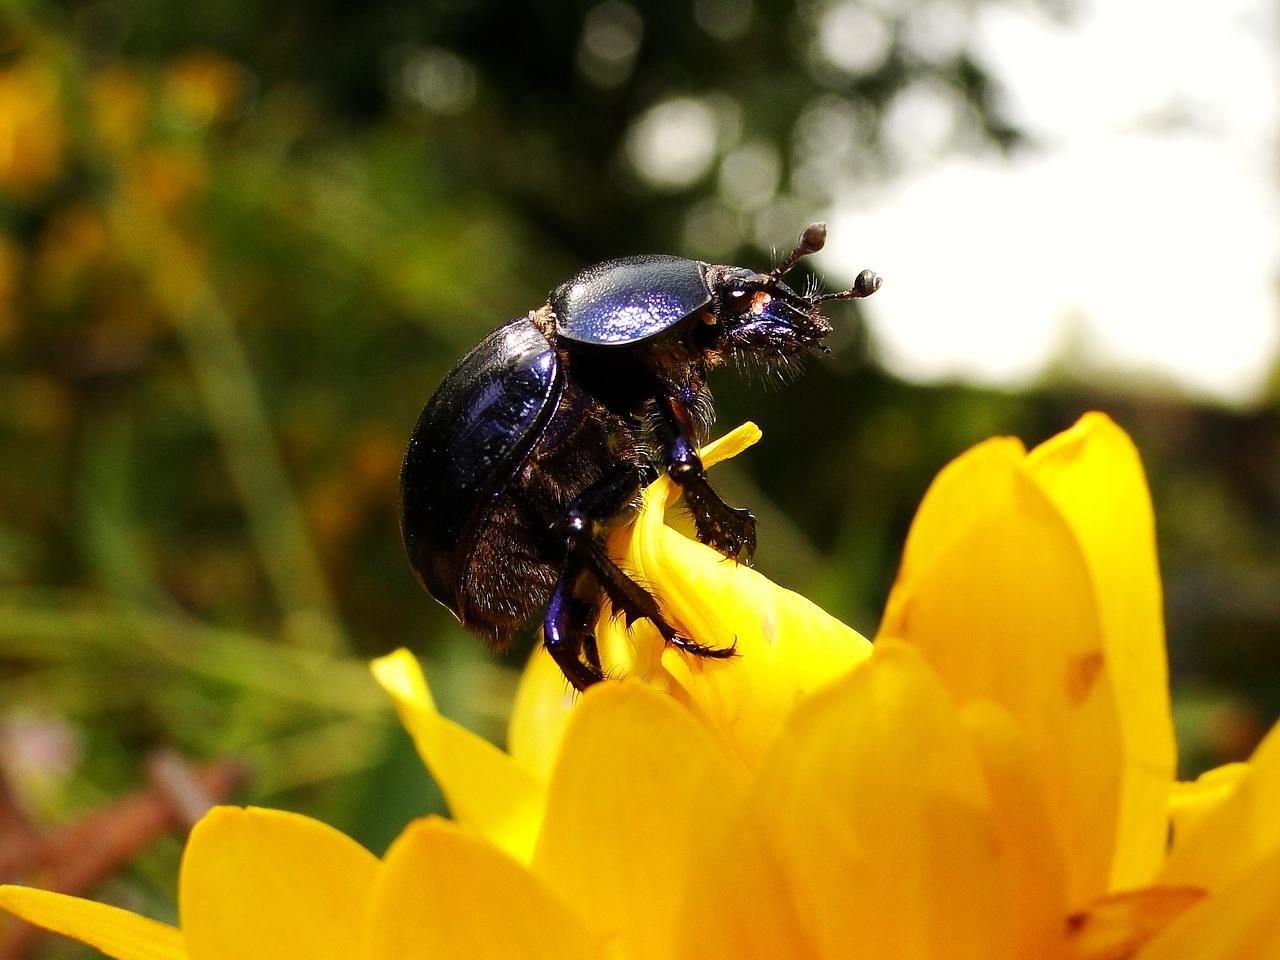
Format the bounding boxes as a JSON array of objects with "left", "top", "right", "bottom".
[{"left": 401, "top": 222, "right": 880, "bottom": 690}]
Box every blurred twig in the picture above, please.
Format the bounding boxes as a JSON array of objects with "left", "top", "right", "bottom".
[
  {"left": 0, "top": 752, "right": 241, "bottom": 960},
  {"left": 0, "top": 588, "right": 396, "bottom": 803}
]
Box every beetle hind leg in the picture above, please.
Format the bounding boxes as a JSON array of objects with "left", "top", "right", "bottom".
[
  {"left": 543, "top": 561, "right": 608, "bottom": 692},
  {"left": 580, "top": 536, "right": 736, "bottom": 660},
  {"left": 544, "top": 464, "right": 734, "bottom": 690}
]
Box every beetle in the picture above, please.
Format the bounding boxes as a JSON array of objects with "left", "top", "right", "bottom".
[{"left": 400, "top": 222, "right": 880, "bottom": 690}]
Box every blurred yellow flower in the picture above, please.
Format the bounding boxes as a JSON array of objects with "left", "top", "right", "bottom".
[
  {"left": 88, "top": 64, "right": 150, "bottom": 159},
  {"left": 162, "top": 51, "right": 250, "bottom": 129},
  {"left": 0, "top": 59, "right": 67, "bottom": 196},
  {"left": 6, "top": 413, "right": 1280, "bottom": 958}
]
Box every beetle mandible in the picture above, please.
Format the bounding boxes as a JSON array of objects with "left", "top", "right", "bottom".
[{"left": 400, "top": 222, "right": 881, "bottom": 690}]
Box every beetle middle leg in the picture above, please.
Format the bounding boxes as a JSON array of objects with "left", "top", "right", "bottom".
[
  {"left": 542, "top": 463, "right": 734, "bottom": 689},
  {"left": 580, "top": 534, "right": 733, "bottom": 658}
]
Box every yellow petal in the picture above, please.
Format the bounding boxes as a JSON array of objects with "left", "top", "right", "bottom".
[
  {"left": 1161, "top": 717, "right": 1280, "bottom": 893},
  {"left": 0, "top": 886, "right": 186, "bottom": 960},
  {"left": 508, "top": 643, "right": 577, "bottom": 783},
  {"left": 371, "top": 649, "right": 546, "bottom": 863},
  {"left": 878, "top": 432, "right": 1122, "bottom": 908},
  {"left": 1066, "top": 886, "right": 1204, "bottom": 960},
  {"left": 1168, "top": 763, "right": 1248, "bottom": 846},
  {"left": 598, "top": 424, "right": 871, "bottom": 768},
  {"left": 179, "top": 806, "right": 378, "bottom": 960},
  {"left": 960, "top": 700, "right": 1070, "bottom": 960},
  {"left": 1140, "top": 844, "right": 1280, "bottom": 960},
  {"left": 1026, "top": 412, "right": 1175, "bottom": 890},
  {"left": 723, "top": 641, "right": 1015, "bottom": 959},
  {"left": 365, "top": 816, "right": 601, "bottom": 960},
  {"left": 532, "top": 680, "right": 745, "bottom": 953},
  {"left": 671, "top": 803, "right": 821, "bottom": 960}
]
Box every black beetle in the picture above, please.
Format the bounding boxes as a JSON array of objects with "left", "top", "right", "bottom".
[{"left": 400, "top": 223, "right": 880, "bottom": 690}]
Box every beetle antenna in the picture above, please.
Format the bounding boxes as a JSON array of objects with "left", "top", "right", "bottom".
[
  {"left": 813, "top": 268, "right": 882, "bottom": 302},
  {"left": 767, "top": 222, "right": 828, "bottom": 284}
]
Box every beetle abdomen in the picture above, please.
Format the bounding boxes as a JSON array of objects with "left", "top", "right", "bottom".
[
  {"left": 454, "top": 373, "right": 650, "bottom": 648},
  {"left": 400, "top": 318, "right": 562, "bottom": 617}
]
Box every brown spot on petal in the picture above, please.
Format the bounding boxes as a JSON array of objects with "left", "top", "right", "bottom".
[
  {"left": 760, "top": 610, "right": 777, "bottom": 645},
  {"left": 878, "top": 588, "right": 913, "bottom": 640},
  {"left": 1066, "top": 650, "right": 1105, "bottom": 705},
  {"left": 1066, "top": 885, "right": 1205, "bottom": 960}
]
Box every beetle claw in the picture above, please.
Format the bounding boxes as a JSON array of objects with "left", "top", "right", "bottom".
[
  {"left": 694, "top": 503, "right": 757, "bottom": 565},
  {"left": 669, "top": 633, "right": 738, "bottom": 660}
]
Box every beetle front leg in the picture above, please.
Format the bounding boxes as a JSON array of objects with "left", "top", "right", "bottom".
[{"left": 654, "top": 399, "right": 757, "bottom": 563}]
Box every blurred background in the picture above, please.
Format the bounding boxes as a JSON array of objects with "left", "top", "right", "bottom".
[{"left": 0, "top": 0, "right": 1278, "bottom": 952}]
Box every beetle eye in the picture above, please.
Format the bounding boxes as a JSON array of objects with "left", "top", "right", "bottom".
[{"left": 728, "top": 289, "right": 748, "bottom": 299}]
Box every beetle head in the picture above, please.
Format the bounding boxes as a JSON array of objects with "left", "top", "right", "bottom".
[{"left": 705, "top": 222, "right": 881, "bottom": 366}]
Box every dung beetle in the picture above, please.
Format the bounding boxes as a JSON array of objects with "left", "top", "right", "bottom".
[{"left": 401, "top": 223, "right": 880, "bottom": 690}]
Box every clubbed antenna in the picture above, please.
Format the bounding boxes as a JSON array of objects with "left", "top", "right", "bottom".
[
  {"left": 814, "top": 268, "right": 882, "bottom": 303},
  {"left": 767, "top": 222, "right": 828, "bottom": 284}
]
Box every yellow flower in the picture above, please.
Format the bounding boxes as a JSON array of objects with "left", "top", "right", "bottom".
[
  {"left": 375, "top": 413, "right": 1280, "bottom": 957},
  {"left": 6, "top": 413, "right": 1280, "bottom": 958}
]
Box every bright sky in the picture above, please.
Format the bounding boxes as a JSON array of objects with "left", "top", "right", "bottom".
[{"left": 827, "top": 0, "right": 1280, "bottom": 404}]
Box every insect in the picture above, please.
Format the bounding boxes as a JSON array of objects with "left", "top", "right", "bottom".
[{"left": 400, "top": 223, "right": 880, "bottom": 689}]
